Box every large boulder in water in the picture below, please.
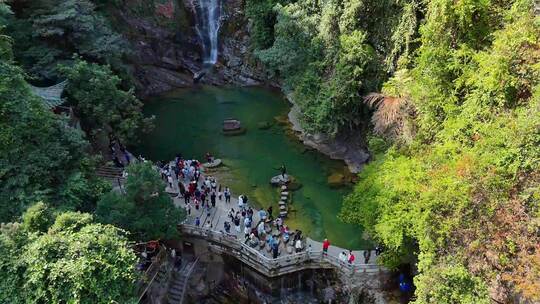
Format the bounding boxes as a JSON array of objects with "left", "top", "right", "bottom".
[
  {"left": 202, "top": 159, "right": 222, "bottom": 169},
  {"left": 327, "top": 173, "right": 346, "bottom": 188},
  {"left": 270, "top": 174, "right": 290, "bottom": 186}
]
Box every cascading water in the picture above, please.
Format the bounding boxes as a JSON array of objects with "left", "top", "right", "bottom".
[{"left": 191, "top": 0, "right": 221, "bottom": 65}]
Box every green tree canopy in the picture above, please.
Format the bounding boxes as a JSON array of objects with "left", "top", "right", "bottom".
[
  {"left": 0, "top": 211, "right": 137, "bottom": 304},
  {"left": 249, "top": 0, "right": 418, "bottom": 135},
  {"left": 60, "top": 59, "right": 153, "bottom": 143},
  {"left": 7, "top": 0, "right": 127, "bottom": 80},
  {"left": 96, "top": 162, "right": 185, "bottom": 241},
  {"left": 342, "top": 0, "right": 540, "bottom": 302},
  {"left": 0, "top": 45, "right": 106, "bottom": 222}
]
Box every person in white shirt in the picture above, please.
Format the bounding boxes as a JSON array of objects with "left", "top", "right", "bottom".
[
  {"left": 295, "top": 239, "right": 302, "bottom": 253},
  {"left": 338, "top": 251, "right": 348, "bottom": 263},
  {"left": 238, "top": 195, "right": 244, "bottom": 210}
]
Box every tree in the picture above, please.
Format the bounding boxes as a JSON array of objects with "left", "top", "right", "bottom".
[
  {"left": 7, "top": 0, "right": 127, "bottom": 80},
  {"left": 21, "top": 202, "right": 54, "bottom": 233},
  {"left": 0, "top": 46, "right": 104, "bottom": 222},
  {"left": 0, "top": 211, "right": 137, "bottom": 304},
  {"left": 414, "top": 262, "right": 489, "bottom": 304},
  {"left": 96, "top": 162, "right": 185, "bottom": 241},
  {"left": 60, "top": 59, "right": 153, "bottom": 144},
  {"left": 342, "top": 1, "right": 540, "bottom": 302}
]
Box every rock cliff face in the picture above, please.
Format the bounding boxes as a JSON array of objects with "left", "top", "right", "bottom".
[
  {"left": 115, "top": 0, "right": 369, "bottom": 168},
  {"left": 117, "top": 0, "right": 270, "bottom": 98}
]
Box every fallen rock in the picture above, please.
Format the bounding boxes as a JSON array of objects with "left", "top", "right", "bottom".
[{"left": 327, "top": 172, "right": 346, "bottom": 188}]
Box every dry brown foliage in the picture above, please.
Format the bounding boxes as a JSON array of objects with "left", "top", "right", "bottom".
[
  {"left": 455, "top": 173, "right": 540, "bottom": 303},
  {"left": 364, "top": 93, "right": 413, "bottom": 140}
]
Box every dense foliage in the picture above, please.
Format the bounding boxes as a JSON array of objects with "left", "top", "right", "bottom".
[
  {"left": 7, "top": 0, "right": 127, "bottom": 80},
  {"left": 0, "top": 35, "right": 108, "bottom": 222},
  {"left": 0, "top": 207, "right": 137, "bottom": 304},
  {"left": 340, "top": 0, "right": 540, "bottom": 302},
  {"left": 97, "top": 162, "right": 185, "bottom": 241},
  {"left": 60, "top": 59, "right": 153, "bottom": 143},
  {"left": 247, "top": 0, "right": 419, "bottom": 135},
  {"left": 0, "top": 2, "right": 183, "bottom": 302}
]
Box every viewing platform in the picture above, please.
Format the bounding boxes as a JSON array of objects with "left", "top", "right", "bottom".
[{"left": 179, "top": 224, "right": 384, "bottom": 278}]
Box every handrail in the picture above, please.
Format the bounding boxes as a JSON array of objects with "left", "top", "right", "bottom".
[
  {"left": 178, "top": 257, "right": 200, "bottom": 304},
  {"left": 179, "top": 224, "right": 382, "bottom": 276},
  {"left": 137, "top": 245, "right": 168, "bottom": 303}
]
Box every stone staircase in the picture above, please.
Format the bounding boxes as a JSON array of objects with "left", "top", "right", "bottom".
[
  {"left": 535, "top": 0, "right": 540, "bottom": 16},
  {"left": 165, "top": 259, "right": 199, "bottom": 304}
]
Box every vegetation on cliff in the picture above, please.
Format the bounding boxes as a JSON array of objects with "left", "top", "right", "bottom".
[
  {"left": 249, "top": 0, "right": 539, "bottom": 302},
  {"left": 0, "top": 205, "right": 137, "bottom": 303},
  {"left": 0, "top": 2, "right": 183, "bottom": 302}
]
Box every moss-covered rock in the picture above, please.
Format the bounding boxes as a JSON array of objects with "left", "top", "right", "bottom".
[{"left": 327, "top": 173, "right": 345, "bottom": 188}]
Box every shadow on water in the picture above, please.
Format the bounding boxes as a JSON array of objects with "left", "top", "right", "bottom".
[{"left": 134, "top": 86, "right": 369, "bottom": 249}]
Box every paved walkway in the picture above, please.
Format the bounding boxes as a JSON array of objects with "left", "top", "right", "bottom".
[{"left": 164, "top": 161, "right": 378, "bottom": 265}]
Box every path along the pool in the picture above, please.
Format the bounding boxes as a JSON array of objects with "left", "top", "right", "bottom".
[{"left": 163, "top": 159, "right": 378, "bottom": 266}]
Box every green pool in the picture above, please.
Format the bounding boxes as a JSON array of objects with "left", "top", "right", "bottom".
[{"left": 135, "top": 86, "right": 368, "bottom": 249}]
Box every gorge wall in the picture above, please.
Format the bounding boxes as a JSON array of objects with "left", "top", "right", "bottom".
[
  {"left": 113, "top": 0, "right": 369, "bottom": 171},
  {"left": 116, "top": 0, "right": 271, "bottom": 98}
]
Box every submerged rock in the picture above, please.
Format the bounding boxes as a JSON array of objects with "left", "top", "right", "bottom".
[
  {"left": 327, "top": 173, "right": 346, "bottom": 188},
  {"left": 257, "top": 121, "right": 273, "bottom": 130}
]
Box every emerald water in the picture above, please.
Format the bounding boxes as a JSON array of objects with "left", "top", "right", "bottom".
[{"left": 135, "top": 86, "right": 367, "bottom": 249}]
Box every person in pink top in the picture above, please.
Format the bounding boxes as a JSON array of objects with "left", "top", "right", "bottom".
[
  {"left": 348, "top": 250, "right": 355, "bottom": 264},
  {"left": 322, "top": 238, "right": 330, "bottom": 255}
]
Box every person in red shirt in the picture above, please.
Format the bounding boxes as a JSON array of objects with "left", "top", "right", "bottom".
[
  {"left": 322, "top": 238, "right": 330, "bottom": 256},
  {"left": 348, "top": 250, "right": 355, "bottom": 264}
]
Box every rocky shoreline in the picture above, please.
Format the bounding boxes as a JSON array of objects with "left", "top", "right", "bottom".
[
  {"left": 286, "top": 97, "right": 370, "bottom": 174},
  {"left": 119, "top": 0, "right": 369, "bottom": 172}
]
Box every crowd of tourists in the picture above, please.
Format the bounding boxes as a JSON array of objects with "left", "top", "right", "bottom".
[
  {"left": 154, "top": 153, "right": 381, "bottom": 265},
  {"left": 156, "top": 154, "right": 307, "bottom": 259}
]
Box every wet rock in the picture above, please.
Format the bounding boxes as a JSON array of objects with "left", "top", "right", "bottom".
[
  {"left": 327, "top": 173, "right": 346, "bottom": 188},
  {"left": 116, "top": 0, "right": 272, "bottom": 98},
  {"left": 288, "top": 102, "right": 370, "bottom": 173}
]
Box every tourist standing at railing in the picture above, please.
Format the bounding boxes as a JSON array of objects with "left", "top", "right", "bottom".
[
  {"left": 295, "top": 238, "right": 303, "bottom": 253},
  {"left": 224, "top": 187, "right": 231, "bottom": 203},
  {"left": 322, "top": 238, "right": 330, "bottom": 256},
  {"left": 338, "top": 251, "right": 347, "bottom": 263},
  {"left": 272, "top": 241, "right": 279, "bottom": 258},
  {"left": 234, "top": 215, "right": 241, "bottom": 233},
  {"left": 363, "top": 250, "right": 371, "bottom": 264},
  {"left": 348, "top": 250, "right": 355, "bottom": 264}
]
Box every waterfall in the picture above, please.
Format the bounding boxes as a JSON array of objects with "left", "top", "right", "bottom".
[{"left": 191, "top": 0, "right": 221, "bottom": 65}]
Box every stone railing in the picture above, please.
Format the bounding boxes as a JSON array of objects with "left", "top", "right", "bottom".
[{"left": 179, "top": 224, "right": 382, "bottom": 277}]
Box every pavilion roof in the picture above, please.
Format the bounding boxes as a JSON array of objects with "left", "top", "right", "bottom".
[{"left": 29, "top": 80, "right": 68, "bottom": 109}]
